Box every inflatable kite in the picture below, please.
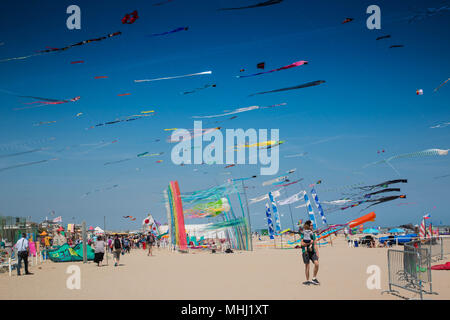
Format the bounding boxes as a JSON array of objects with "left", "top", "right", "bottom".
[{"left": 122, "top": 10, "right": 139, "bottom": 24}]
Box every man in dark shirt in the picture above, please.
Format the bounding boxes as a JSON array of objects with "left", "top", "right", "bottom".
[{"left": 300, "top": 221, "right": 320, "bottom": 285}]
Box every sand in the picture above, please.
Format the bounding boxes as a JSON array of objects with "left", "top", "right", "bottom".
[{"left": 1, "top": 235, "right": 449, "bottom": 300}]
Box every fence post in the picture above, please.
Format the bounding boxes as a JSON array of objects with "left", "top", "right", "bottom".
[
  {"left": 440, "top": 237, "right": 444, "bottom": 261},
  {"left": 8, "top": 258, "right": 11, "bottom": 277}
]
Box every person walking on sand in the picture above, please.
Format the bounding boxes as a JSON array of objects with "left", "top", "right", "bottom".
[
  {"left": 15, "top": 233, "right": 32, "bottom": 276},
  {"left": 94, "top": 236, "right": 106, "bottom": 267},
  {"left": 301, "top": 221, "right": 320, "bottom": 285},
  {"left": 147, "top": 232, "right": 155, "bottom": 256},
  {"left": 112, "top": 235, "right": 122, "bottom": 267}
]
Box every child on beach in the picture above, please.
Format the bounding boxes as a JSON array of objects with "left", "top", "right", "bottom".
[{"left": 300, "top": 221, "right": 320, "bottom": 286}]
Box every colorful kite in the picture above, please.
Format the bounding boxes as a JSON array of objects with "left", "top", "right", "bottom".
[
  {"left": 389, "top": 45, "right": 404, "bottom": 48},
  {"left": 150, "top": 26, "right": 189, "bottom": 36},
  {"left": 71, "top": 60, "right": 84, "bottom": 64},
  {"left": 249, "top": 80, "right": 325, "bottom": 96},
  {"left": 94, "top": 76, "right": 108, "bottom": 79},
  {"left": 416, "top": 89, "right": 424, "bottom": 95},
  {"left": 278, "top": 190, "right": 306, "bottom": 206},
  {"left": 357, "top": 179, "right": 407, "bottom": 191},
  {"left": 134, "top": 70, "right": 210, "bottom": 83},
  {"left": 219, "top": 0, "right": 283, "bottom": 10},
  {"left": 237, "top": 60, "right": 308, "bottom": 78},
  {"left": 257, "top": 62, "right": 265, "bottom": 69},
  {"left": 153, "top": 0, "right": 174, "bottom": 6},
  {"left": 13, "top": 96, "right": 80, "bottom": 110}
]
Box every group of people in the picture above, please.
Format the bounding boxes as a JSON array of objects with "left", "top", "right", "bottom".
[{"left": 93, "top": 233, "right": 158, "bottom": 267}]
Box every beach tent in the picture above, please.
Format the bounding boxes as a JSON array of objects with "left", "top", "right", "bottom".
[
  {"left": 363, "top": 228, "right": 379, "bottom": 234},
  {"left": 388, "top": 228, "right": 405, "bottom": 234},
  {"left": 88, "top": 226, "right": 94, "bottom": 231},
  {"left": 94, "top": 227, "right": 105, "bottom": 235},
  {"left": 46, "top": 243, "right": 95, "bottom": 262}
]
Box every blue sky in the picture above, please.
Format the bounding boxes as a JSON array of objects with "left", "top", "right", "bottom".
[{"left": 0, "top": 0, "right": 449, "bottom": 230}]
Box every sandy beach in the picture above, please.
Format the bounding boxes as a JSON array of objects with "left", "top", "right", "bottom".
[{"left": 1, "top": 235, "right": 448, "bottom": 300}]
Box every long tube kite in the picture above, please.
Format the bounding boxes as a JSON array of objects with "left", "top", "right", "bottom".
[
  {"left": 318, "top": 212, "right": 376, "bottom": 241},
  {"left": 0, "top": 32, "right": 121, "bottom": 63},
  {"left": 192, "top": 103, "right": 286, "bottom": 119},
  {"left": 0, "top": 158, "right": 57, "bottom": 173},
  {"left": 269, "top": 192, "right": 282, "bottom": 235},
  {"left": 219, "top": 0, "right": 283, "bottom": 10},
  {"left": 134, "top": 70, "right": 211, "bottom": 83},
  {"left": 237, "top": 60, "right": 308, "bottom": 78},
  {"left": 150, "top": 27, "right": 188, "bottom": 36},
  {"left": 364, "top": 149, "right": 449, "bottom": 172},
  {"left": 249, "top": 80, "right": 325, "bottom": 96},
  {"left": 434, "top": 78, "right": 450, "bottom": 92}
]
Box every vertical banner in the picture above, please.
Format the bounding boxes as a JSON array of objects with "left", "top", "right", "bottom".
[
  {"left": 310, "top": 188, "right": 327, "bottom": 226},
  {"left": 303, "top": 193, "right": 317, "bottom": 229},
  {"left": 268, "top": 192, "right": 282, "bottom": 235},
  {"left": 163, "top": 189, "right": 172, "bottom": 250},
  {"left": 171, "top": 181, "right": 188, "bottom": 251},
  {"left": 419, "top": 219, "right": 426, "bottom": 239},
  {"left": 265, "top": 203, "right": 275, "bottom": 239}
]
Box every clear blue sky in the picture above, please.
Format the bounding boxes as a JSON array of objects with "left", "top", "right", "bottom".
[{"left": 0, "top": 0, "right": 449, "bottom": 230}]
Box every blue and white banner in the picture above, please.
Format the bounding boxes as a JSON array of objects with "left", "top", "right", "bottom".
[
  {"left": 311, "top": 188, "right": 327, "bottom": 226},
  {"left": 269, "top": 191, "right": 282, "bottom": 235},
  {"left": 265, "top": 203, "right": 275, "bottom": 239},
  {"left": 303, "top": 192, "right": 317, "bottom": 229}
]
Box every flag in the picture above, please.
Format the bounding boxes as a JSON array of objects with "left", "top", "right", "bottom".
[
  {"left": 265, "top": 203, "right": 275, "bottom": 239},
  {"left": 303, "top": 192, "right": 317, "bottom": 229},
  {"left": 428, "top": 223, "right": 433, "bottom": 239},
  {"left": 269, "top": 192, "right": 282, "bottom": 235},
  {"left": 423, "top": 214, "right": 431, "bottom": 220},
  {"left": 52, "top": 216, "right": 62, "bottom": 223},
  {"left": 311, "top": 188, "right": 327, "bottom": 226},
  {"left": 419, "top": 219, "right": 426, "bottom": 239}
]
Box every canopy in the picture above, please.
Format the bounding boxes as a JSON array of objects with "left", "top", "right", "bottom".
[
  {"left": 88, "top": 226, "right": 94, "bottom": 231},
  {"left": 388, "top": 228, "right": 405, "bottom": 233},
  {"left": 363, "top": 228, "right": 379, "bottom": 234}
]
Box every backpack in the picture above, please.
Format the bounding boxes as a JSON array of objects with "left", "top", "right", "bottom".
[{"left": 114, "top": 238, "right": 121, "bottom": 249}]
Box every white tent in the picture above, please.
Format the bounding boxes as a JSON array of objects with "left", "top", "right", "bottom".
[{"left": 94, "top": 226, "right": 105, "bottom": 235}]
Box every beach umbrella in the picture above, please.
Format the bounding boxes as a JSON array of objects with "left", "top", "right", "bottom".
[
  {"left": 363, "top": 228, "right": 379, "bottom": 234},
  {"left": 388, "top": 228, "right": 405, "bottom": 233}
]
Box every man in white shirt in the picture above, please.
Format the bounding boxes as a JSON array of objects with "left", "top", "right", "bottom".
[{"left": 15, "top": 233, "right": 32, "bottom": 276}]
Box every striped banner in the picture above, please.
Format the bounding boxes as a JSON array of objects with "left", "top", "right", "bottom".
[
  {"left": 419, "top": 219, "right": 426, "bottom": 239},
  {"left": 303, "top": 192, "right": 317, "bottom": 229},
  {"left": 269, "top": 192, "right": 282, "bottom": 235},
  {"left": 311, "top": 188, "right": 327, "bottom": 226},
  {"left": 265, "top": 203, "right": 275, "bottom": 239}
]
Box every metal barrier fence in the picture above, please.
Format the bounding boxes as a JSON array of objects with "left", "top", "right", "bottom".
[
  {"left": 404, "top": 236, "right": 449, "bottom": 262},
  {"left": 384, "top": 246, "right": 434, "bottom": 300}
]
